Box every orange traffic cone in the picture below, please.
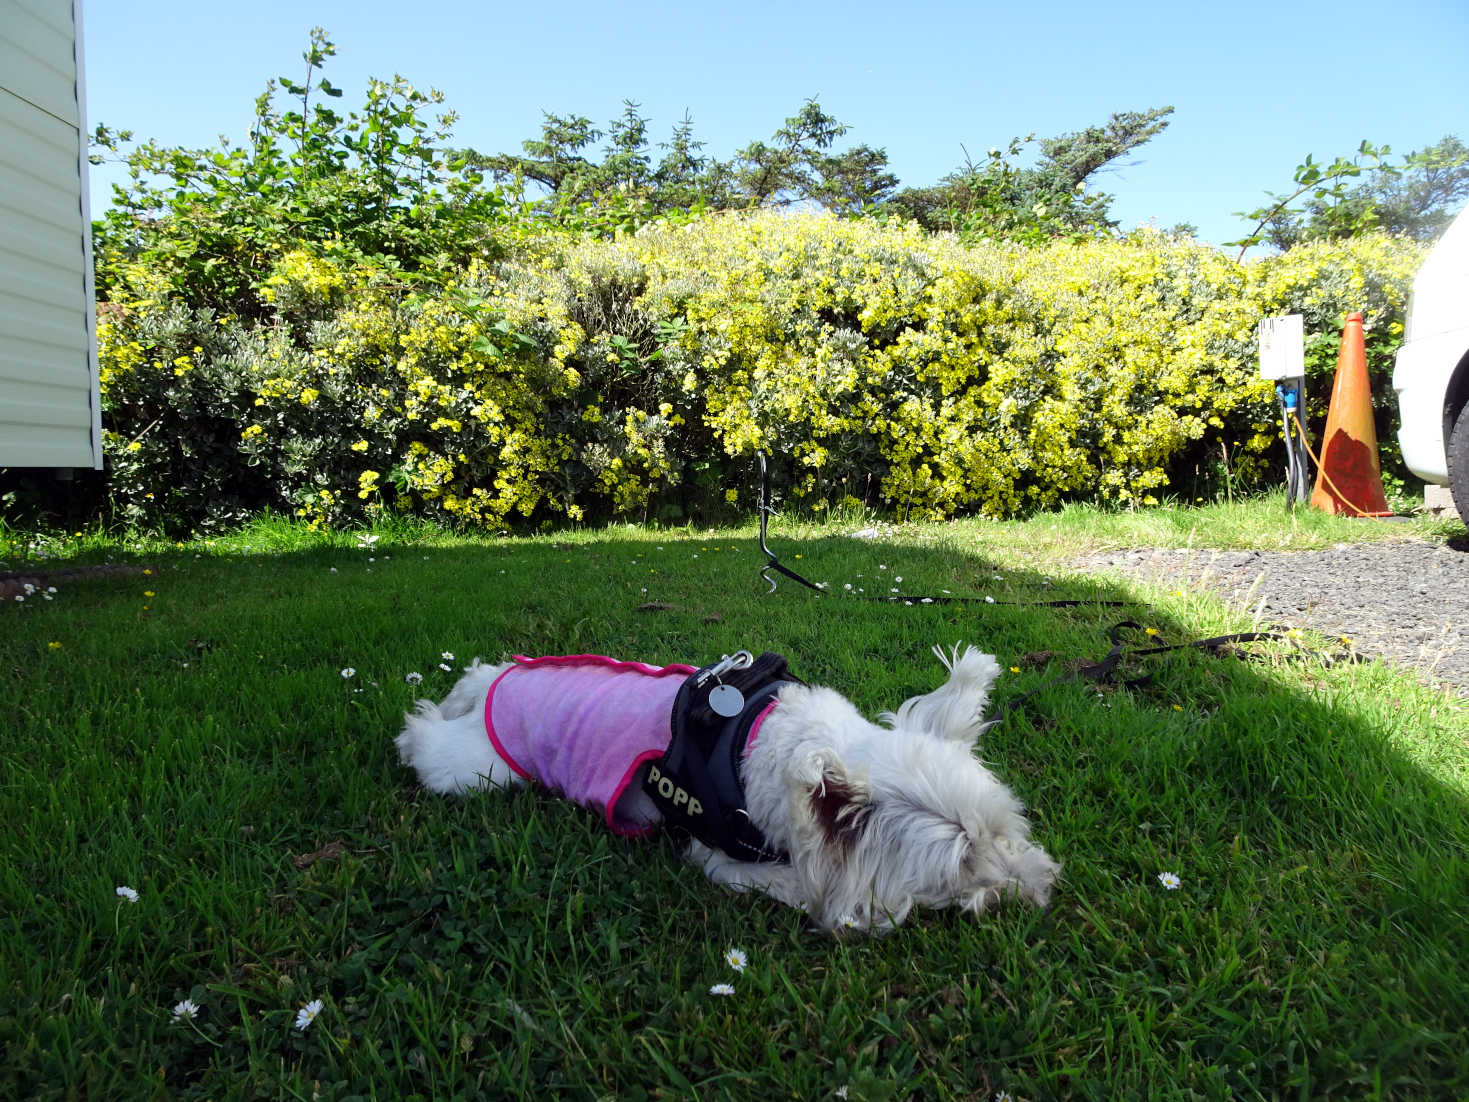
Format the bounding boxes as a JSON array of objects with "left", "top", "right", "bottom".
[{"left": 1309, "top": 312, "right": 1393, "bottom": 517}]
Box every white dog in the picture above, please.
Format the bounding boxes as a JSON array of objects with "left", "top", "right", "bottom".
[{"left": 395, "top": 643, "right": 1059, "bottom": 934}]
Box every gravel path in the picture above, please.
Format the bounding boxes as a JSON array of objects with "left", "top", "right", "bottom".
[{"left": 1069, "top": 539, "right": 1469, "bottom": 696}]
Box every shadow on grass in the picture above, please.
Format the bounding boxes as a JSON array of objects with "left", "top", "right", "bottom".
[{"left": 1, "top": 527, "right": 1465, "bottom": 1100}]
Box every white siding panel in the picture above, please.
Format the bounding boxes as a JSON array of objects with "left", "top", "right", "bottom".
[
  {"left": 0, "top": 185, "right": 87, "bottom": 276},
  {"left": 0, "top": 89, "right": 82, "bottom": 194},
  {"left": 0, "top": 0, "right": 101, "bottom": 469},
  {"left": 11, "top": 0, "right": 75, "bottom": 36},
  {"left": 0, "top": 295, "right": 86, "bottom": 357},
  {"left": 0, "top": 333, "right": 93, "bottom": 391},
  {"left": 0, "top": 242, "right": 85, "bottom": 308},
  {"left": 2, "top": 423, "right": 94, "bottom": 467},
  {"left": 0, "top": 1, "right": 77, "bottom": 124}
]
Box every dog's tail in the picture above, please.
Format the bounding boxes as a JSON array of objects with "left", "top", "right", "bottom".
[
  {"left": 394, "top": 698, "right": 441, "bottom": 768},
  {"left": 880, "top": 643, "right": 1001, "bottom": 746},
  {"left": 395, "top": 695, "right": 510, "bottom": 795}
]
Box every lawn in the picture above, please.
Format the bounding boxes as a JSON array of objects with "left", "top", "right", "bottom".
[{"left": 2, "top": 502, "right": 1466, "bottom": 1100}]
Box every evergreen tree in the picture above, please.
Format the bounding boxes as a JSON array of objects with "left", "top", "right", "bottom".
[{"left": 885, "top": 106, "right": 1174, "bottom": 241}]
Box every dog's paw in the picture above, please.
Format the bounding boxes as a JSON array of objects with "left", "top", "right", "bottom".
[{"left": 1014, "top": 842, "right": 1061, "bottom": 907}]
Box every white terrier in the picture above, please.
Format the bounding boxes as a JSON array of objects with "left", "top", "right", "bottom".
[{"left": 395, "top": 643, "right": 1059, "bottom": 934}]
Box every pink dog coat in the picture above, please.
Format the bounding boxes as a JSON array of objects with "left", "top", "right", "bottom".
[{"left": 484, "top": 655, "right": 697, "bottom": 836}]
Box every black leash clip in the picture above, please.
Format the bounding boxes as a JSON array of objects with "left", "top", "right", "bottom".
[{"left": 757, "top": 452, "right": 827, "bottom": 595}]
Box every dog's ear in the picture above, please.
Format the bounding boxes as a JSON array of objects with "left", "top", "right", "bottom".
[
  {"left": 880, "top": 643, "right": 1002, "bottom": 744},
  {"left": 793, "top": 751, "right": 872, "bottom": 852}
]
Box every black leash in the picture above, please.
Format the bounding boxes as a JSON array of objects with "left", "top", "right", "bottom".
[
  {"left": 984, "top": 620, "right": 1285, "bottom": 726},
  {"left": 756, "top": 453, "right": 1125, "bottom": 609},
  {"left": 753, "top": 453, "right": 1289, "bottom": 716}
]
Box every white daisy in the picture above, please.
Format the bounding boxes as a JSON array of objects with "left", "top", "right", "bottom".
[
  {"left": 405, "top": 671, "right": 423, "bottom": 685},
  {"left": 708, "top": 983, "right": 735, "bottom": 997},
  {"left": 115, "top": 885, "right": 139, "bottom": 904},
  {"left": 294, "top": 998, "right": 324, "bottom": 1031},
  {"left": 340, "top": 668, "right": 355, "bottom": 678},
  {"left": 171, "top": 998, "right": 200, "bottom": 1022},
  {"left": 441, "top": 651, "right": 455, "bottom": 661},
  {"left": 724, "top": 948, "right": 748, "bottom": 973},
  {"left": 1158, "top": 871, "right": 1182, "bottom": 891}
]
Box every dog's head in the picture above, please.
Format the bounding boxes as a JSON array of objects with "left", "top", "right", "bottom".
[{"left": 750, "top": 644, "right": 1060, "bottom": 933}]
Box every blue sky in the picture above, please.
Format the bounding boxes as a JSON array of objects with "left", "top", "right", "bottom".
[{"left": 83, "top": 0, "right": 1468, "bottom": 248}]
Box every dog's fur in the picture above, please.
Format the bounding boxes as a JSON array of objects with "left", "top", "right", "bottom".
[{"left": 395, "top": 643, "right": 1059, "bottom": 933}]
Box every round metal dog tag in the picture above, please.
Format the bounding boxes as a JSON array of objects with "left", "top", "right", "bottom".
[{"left": 707, "top": 683, "right": 745, "bottom": 717}]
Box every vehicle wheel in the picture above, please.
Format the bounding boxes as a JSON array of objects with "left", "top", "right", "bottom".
[{"left": 1449, "top": 401, "right": 1469, "bottom": 522}]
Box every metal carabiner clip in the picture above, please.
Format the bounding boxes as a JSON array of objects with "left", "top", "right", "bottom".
[{"left": 696, "top": 650, "right": 754, "bottom": 687}]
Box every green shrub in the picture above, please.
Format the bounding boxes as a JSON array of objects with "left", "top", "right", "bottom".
[{"left": 90, "top": 213, "right": 1423, "bottom": 532}]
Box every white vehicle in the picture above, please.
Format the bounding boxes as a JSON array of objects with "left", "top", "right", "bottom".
[{"left": 1393, "top": 203, "right": 1469, "bottom": 518}]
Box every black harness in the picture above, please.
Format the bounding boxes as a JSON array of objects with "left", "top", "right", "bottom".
[{"left": 643, "top": 651, "right": 798, "bottom": 864}]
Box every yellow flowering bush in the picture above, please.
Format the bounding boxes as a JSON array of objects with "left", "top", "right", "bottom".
[{"left": 93, "top": 213, "right": 1423, "bottom": 531}]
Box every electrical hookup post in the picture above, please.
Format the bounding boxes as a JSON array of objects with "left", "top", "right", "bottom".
[{"left": 1259, "top": 315, "right": 1310, "bottom": 505}]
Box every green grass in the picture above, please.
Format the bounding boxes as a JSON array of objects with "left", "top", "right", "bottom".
[{"left": 2, "top": 505, "right": 1466, "bottom": 1100}]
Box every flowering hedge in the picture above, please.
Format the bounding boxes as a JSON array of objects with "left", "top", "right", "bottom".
[{"left": 94, "top": 212, "right": 1423, "bottom": 531}]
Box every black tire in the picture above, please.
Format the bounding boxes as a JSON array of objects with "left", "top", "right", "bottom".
[{"left": 1449, "top": 400, "right": 1469, "bottom": 522}]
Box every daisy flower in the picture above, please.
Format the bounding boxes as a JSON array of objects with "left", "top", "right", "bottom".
[
  {"left": 438, "top": 662, "right": 452, "bottom": 672},
  {"left": 405, "top": 671, "right": 423, "bottom": 685},
  {"left": 724, "top": 948, "right": 748, "bottom": 973},
  {"left": 294, "top": 998, "right": 324, "bottom": 1031},
  {"left": 340, "top": 668, "right": 355, "bottom": 678},
  {"left": 708, "top": 983, "right": 735, "bottom": 997},
  {"left": 116, "top": 885, "right": 139, "bottom": 904},
  {"left": 1157, "top": 871, "right": 1182, "bottom": 891},
  {"left": 171, "top": 998, "right": 200, "bottom": 1022},
  {"left": 441, "top": 651, "right": 455, "bottom": 661}
]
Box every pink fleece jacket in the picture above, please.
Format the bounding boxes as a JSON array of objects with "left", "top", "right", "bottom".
[{"left": 484, "top": 655, "right": 696, "bottom": 836}]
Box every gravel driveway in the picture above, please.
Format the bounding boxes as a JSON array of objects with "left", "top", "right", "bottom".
[{"left": 1069, "top": 539, "right": 1469, "bottom": 696}]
